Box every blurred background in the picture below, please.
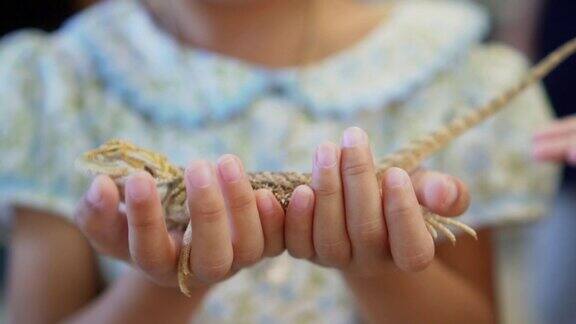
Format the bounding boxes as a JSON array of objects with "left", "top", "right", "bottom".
[
  {"left": 0, "top": 1, "right": 97, "bottom": 321},
  {"left": 485, "top": 1, "right": 576, "bottom": 323},
  {"left": 0, "top": 0, "right": 574, "bottom": 323},
  {"left": 0, "top": 1, "right": 96, "bottom": 34}
]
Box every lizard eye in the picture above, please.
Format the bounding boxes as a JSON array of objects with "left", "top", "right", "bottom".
[{"left": 144, "top": 166, "right": 155, "bottom": 177}]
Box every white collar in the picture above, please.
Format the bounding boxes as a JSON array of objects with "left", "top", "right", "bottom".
[{"left": 65, "top": 0, "right": 488, "bottom": 127}]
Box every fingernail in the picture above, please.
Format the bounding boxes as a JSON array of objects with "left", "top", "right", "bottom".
[
  {"left": 443, "top": 177, "right": 458, "bottom": 207},
  {"left": 187, "top": 161, "right": 212, "bottom": 188},
  {"left": 218, "top": 155, "right": 242, "bottom": 183},
  {"left": 259, "top": 191, "right": 276, "bottom": 213},
  {"left": 126, "top": 173, "right": 152, "bottom": 202},
  {"left": 87, "top": 177, "right": 104, "bottom": 207},
  {"left": 316, "top": 143, "right": 337, "bottom": 168},
  {"left": 425, "top": 176, "right": 458, "bottom": 208},
  {"left": 292, "top": 185, "right": 312, "bottom": 211},
  {"left": 342, "top": 127, "right": 367, "bottom": 148},
  {"left": 385, "top": 168, "right": 409, "bottom": 189}
]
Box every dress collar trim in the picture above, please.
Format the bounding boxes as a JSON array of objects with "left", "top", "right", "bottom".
[{"left": 66, "top": 0, "right": 488, "bottom": 127}]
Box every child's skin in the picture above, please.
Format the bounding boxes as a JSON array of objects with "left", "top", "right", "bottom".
[
  {"left": 76, "top": 128, "right": 471, "bottom": 285},
  {"left": 68, "top": 127, "right": 487, "bottom": 324},
  {"left": 6, "top": 1, "right": 496, "bottom": 323},
  {"left": 9, "top": 128, "right": 494, "bottom": 324}
]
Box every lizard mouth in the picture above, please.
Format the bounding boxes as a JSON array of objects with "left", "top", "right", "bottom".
[{"left": 74, "top": 154, "right": 131, "bottom": 179}]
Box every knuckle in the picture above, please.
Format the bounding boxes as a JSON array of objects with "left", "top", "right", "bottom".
[
  {"left": 195, "top": 257, "right": 232, "bottom": 282},
  {"left": 287, "top": 246, "right": 314, "bottom": 260},
  {"left": 193, "top": 201, "right": 225, "bottom": 223},
  {"left": 313, "top": 183, "right": 341, "bottom": 198},
  {"left": 341, "top": 159, "right": 372, "bottom": 178},
  {"left": 312, "top": 168, "right": 341, "bottom": 199},
  {"left": 264, "top": 244, "right": 286, "bottom": 258},
  {"left": 454, "top": 181, "right": 471, "bottom": 212},
  {"left": 350, "top": 219, "right": 384, "bottom": 247},
  {"left": 398, "top": 249, "right": 433, "bottom": 272},
  {"left": 74, "top": 207, "right": 92, "bottom": 232},
  {"left": 388, "top": 203, "right": 418, "bottom": 220},
  {"left": 74, "top": 201, "right": 101, "bottom": 235},
  {"left": 129, "top": 214, "right": 157, "bottom": 232},
  {"left": 127, "top": 196, "right": 149, "bottom": 210},
  {"left": 226, "top": 191, "right": 256, "bottom": 214},
  {"left": 452, "top": 197, "right": 470, "bottom": 216},
  {"left": 263, "top": 234, "right": 285, "bottom": 258},
  {"left": 134, "top": 255, "right": 171, "bottom": 277},
  {"left": 315, "top": 239, "right": 351, "bottom": 267},
  {"left": 233, "top": 246, "right": 263, "bottom": 267}
]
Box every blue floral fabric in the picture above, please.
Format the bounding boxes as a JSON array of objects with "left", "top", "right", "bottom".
[{"left": 0, "top": 0, "right": 559, "bottom": 322}]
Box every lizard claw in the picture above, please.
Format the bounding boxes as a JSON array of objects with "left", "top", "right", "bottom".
[{"left": 423, "top": 211, "right": 477, "bottom": 244}]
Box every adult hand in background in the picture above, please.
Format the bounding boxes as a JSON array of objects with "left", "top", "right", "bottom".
[{"left": 533, "top": 115, "right": 576, "bottom": 165}]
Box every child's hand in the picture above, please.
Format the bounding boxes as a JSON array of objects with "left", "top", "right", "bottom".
[
  {"left": 284, "top": 127, "right": 470, "bottom": 277},
  {"left": 74, "top": 155, "right": 285, "bottom": 289},
  {"left": 533, "top": 115, "right": 576, "bottom": 165}
]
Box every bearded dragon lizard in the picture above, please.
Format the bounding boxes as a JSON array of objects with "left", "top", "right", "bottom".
[{"left": 76, "top": 37, "right": 576, "bottom": 296}]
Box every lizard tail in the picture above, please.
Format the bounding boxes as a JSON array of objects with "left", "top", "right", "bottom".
[{"left": 377, "top": 37, "right": 576, "bottom": 176}]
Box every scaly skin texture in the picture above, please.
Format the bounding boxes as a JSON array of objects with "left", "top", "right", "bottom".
[
  {"left": 75, "top": 139, "right": 478, "bottom": 295},
  {"left": 76, "top": 37, "right": 576, "bottom": 296}
]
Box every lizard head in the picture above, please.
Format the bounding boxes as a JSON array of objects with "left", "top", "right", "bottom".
[{"left": 75, "top": 139, "right": 182, "bottom": 185}]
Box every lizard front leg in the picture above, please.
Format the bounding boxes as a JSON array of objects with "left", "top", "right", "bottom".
[
  {"left": 423, "top": 210, "right": 477, "bottom": 243},
  {"left": 178, "top": 221, "right": 193, "bottom": 297}
]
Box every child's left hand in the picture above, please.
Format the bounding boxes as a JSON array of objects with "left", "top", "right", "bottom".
[{"left": 284, "top": 127, "right": 470, "bottom": 277}]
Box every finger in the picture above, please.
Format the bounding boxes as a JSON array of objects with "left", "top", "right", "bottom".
[
  {"left": 411, "top": 170, "right": 470, "bottom": 217},
  {"left": 383, "top": 168, "right": 434, "bottom": 272},
  {"left": 217, "top": 155, "right": 264, "bottom": 269},
  {"left": 340, "top": 127, "right": 385, "bottom": 260},
  {"left": 533, "top": 116, "right": 576, "bottom": 141},
  {"left": 285, "top": 185, "right": 315, "bottom": 259},
  {"left": 532, "top": 136, "right": 572, "bottom": 162},
  {"left": 255, "top": 189, "right": 286, "bottom": 258},
  {"left": 75, "top": 175, "right": 129, "bottom": 260},
  {"left": 566, "top": 146, "right": 576, "bottom": 165},
  {"left": 312, "top": 142, "right": 351, "bottom": 268},
  {"left": 186, "top": 161, "right": 233, "bottom": 283},
  {"left": 125, "top": 172, "right": 178, "bottom": 279}
]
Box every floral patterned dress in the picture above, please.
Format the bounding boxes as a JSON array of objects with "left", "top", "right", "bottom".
[{"left": 0, "top": 0, "right": 559, "bottom": 322}]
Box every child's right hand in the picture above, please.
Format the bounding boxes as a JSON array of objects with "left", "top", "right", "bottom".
[{"left": 74, "top": 155, "right": 286, "bottom": 289}]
